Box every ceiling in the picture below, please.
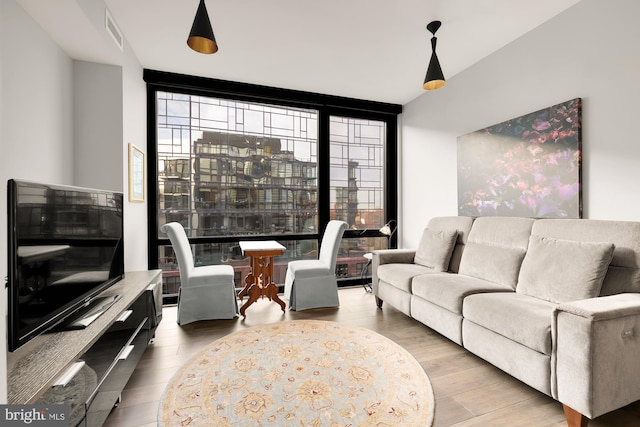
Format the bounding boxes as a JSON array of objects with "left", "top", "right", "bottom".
[{"left": 19, "top": 0, "right": 582, "bottom": 105}]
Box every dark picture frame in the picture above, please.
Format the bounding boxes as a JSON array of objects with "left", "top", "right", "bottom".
[{"left": 457, "top": 98, "right": 582, "bottom": 218}]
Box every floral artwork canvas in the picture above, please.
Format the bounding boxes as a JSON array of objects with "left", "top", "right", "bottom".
[{"left": 457, "top": 98, "right": 582, "bottom": 218}]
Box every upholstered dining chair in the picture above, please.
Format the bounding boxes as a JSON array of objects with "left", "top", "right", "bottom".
[
  {"left": 284, "top": 220, "right": 348, "bottom": 310},
  {"left": 161, "top": 222, "right": 238, "bottom": 325}
]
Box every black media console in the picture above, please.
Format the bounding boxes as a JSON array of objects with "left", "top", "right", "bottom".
[{"left": 7, "top": 270, "right": 163, "bottom": 427}]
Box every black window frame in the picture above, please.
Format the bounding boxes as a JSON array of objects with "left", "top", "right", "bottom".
[{"left": 144, "top": 69, "right": 401, "bottom": 287}]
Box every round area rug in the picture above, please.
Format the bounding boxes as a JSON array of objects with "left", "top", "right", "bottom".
[{"left": 159, "top": 320, "right": 435, "bottom": 426}]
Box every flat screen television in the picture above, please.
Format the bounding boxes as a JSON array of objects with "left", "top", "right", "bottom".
[{"left": 6, "top": 179, "right": 125, "bottom": 352}]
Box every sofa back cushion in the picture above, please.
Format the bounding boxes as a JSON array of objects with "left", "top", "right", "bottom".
[
  {"left": 458, "top": 216, "right": 535, "bottom": 289},
  {"left": 425, "top": 216, "right": 475, "bottom": 273},
  {"left": 532, "top": 219, "right": 640, "bottom": 295},
  {"left": 516, "top": 235, "right": 614, "bottom": 303},
  {"left": 414, "top": 229, "right": 458, "bottom": 271}
]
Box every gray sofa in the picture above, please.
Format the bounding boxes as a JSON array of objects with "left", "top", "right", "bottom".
[{"left": 372, "top": 216, "right": 640, "bottom": 427}]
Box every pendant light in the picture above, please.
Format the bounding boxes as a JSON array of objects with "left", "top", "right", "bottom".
[
  {"left": 423, "top": 21, "right": 445, "bottom": 90},
  {"left": 187, "top": 0, "right": 218, "bottom": 54}
]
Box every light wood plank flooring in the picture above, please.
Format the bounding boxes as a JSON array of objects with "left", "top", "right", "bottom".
[{"left": 103, "top": 287, "right": 640, "bottom": 426}]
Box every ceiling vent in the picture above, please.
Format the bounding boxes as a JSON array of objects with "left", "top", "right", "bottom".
[{"left": 105, "top": 9, "right": 123, "bottom": 51}]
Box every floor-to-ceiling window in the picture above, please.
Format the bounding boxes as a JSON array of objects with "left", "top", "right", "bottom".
[
  {"left": 144, "top": 70, "right": 400, "bottom": 299},
  {"left": 329, "top": 116, "right": 390, "bottom": 279}
]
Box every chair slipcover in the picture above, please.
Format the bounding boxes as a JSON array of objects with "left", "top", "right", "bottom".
[
  {"left": 284, "top": 220, "right": 348, "bottom": 310},
  {"left": 161, "top": 222, "right": 238, "bottom": 324}
]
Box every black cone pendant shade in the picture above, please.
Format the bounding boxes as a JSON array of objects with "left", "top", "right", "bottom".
[
  {"left": 423, "top": 20, "right": 446, "bottom": 90},
  {"left": 187, "top": 0, "right": 218, "bottom": 54}
]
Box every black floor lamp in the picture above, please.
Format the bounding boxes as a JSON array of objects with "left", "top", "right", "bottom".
[
  {"left": 360, "top": 220, "right": 398, "bottom": 294},
  {"left": 379, "top": 220, "right": 397, "bottom": 249}
]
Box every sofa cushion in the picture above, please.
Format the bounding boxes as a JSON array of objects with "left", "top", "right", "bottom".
[
  {"left": 426, "top": 216, "right": 475, "bottom": 273},
  {"left": 458, "top": 217, "right": 534, "bottom": 289},
  {"left": 376, "top": 263, "right": 435, "bottom": 293},
  {"left": 516, "top": 235, "right": 615, "bottom": 303},
  {"left": 463, "top": 292, "right": 557, "bottom": 355},
  {"left": 532, "top": 219, "right": 640, "bottom": 295},
  {"left": 413, "top": 229, "right": 458, "bottom": 271},
  {"left": 412, "top": 272, "right": 513, "bottom": 314}
]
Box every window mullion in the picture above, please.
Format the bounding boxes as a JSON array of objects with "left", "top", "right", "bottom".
[{"left": 317, "top": 109, "right": 331, "bottom": 241}]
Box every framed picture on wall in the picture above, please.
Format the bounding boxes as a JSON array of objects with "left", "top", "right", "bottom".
[
  {"left": 457, "top": 98, "right": 582, "bottom": 218},
  {"left": 128, "top": 143, "right": 145, "bottom": 202}
]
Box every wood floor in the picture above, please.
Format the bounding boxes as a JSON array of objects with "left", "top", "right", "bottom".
[{"left": 103, "top": 287, "right": 640, "bottom": 427}]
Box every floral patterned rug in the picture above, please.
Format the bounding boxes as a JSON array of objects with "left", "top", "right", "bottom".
[{"left": 159, "top": 320, "right": 435, "bottom": 426}]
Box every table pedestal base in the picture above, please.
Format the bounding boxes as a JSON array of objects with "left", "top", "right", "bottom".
[
  {"left": 237, "top": 242, "right": 287, "bottom": 317},
  {"left": 238, "top": 274, "right": 286, "bottom": 317}
]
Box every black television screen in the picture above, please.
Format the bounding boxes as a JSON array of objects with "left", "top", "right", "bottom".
[{"left": 7, "top": 179, "right": 124, "bottom": 352}]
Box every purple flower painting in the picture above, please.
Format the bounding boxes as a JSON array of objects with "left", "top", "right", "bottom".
[{"left": 457, "top": 98, "right": 582, "bottom": 218}]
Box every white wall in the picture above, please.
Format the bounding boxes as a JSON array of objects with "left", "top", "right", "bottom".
[
  {"left": 1, "top": 0, "right": 76, "bottom": 402},
  {"left": 74, "top": 61, "right": 149, "bottom": 272},
  {"left": 1, "top": 0, "right": 147, "bottom": 402},
  {"left": 71, "top": 0, "right": 148, "bottom": 271},
  {"left": 401, "top": 0, "right": 640, "bottom": 248},
  {"left": 73, "top": 61, "right": 123, "bottom": 192},
  {"left": 120, "top": 36, "right": 148, "bottom": 273}
]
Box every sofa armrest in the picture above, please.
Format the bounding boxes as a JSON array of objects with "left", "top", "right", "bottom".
[
  {"left": 553, "top": 293, "right": 640, "bottom": 419},
  {"left": 373, "top": 249, "right": 416, "bottom": 266},
  {"left": 371, "top": 249, "right": 416, "bottom": 296}
]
